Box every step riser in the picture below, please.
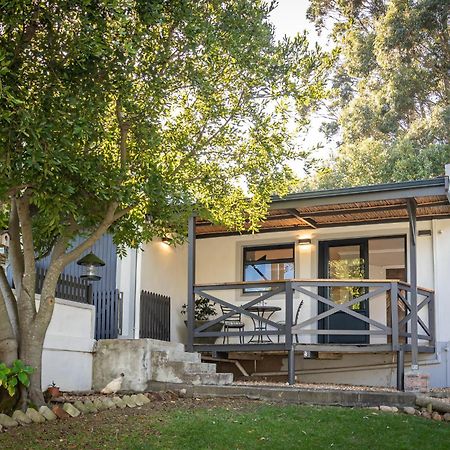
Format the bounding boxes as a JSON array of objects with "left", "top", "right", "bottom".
[
  {"left": 154, "top": 350, "right": 201, "bottom": 364},
  {"left": 157, "top": 361, "right": 217, "bottom": 374}
]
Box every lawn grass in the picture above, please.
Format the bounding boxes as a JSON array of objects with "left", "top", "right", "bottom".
[{"left": 0, "top": 398, "right": 449, "bottom": 450}]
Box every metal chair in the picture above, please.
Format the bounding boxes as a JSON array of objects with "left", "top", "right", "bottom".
[
  {"left": 277, "top": 300, "right": 304, "bottom": 343},
  {"left": 220, "top": 305, "right": 245, "bottom": 344}
]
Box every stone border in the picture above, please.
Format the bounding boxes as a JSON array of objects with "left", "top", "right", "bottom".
[{"left": 0, "top": 393, "right": 151, "bottom": 431}]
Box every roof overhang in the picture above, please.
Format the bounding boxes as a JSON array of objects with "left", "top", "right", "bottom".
[{"left": 196, "top": 177, "right": 450, "bottom": 238}]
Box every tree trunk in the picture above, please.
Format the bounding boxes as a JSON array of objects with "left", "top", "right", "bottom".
[
  {"left": 18, "top": 327, "right": 46, "bottom": 407},
  {"left": 0, "top": 290, "right": 18, "bottom": 365}
]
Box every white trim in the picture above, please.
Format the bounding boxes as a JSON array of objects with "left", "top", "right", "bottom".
[{"left": 133, "top": 248, "right": 142, "bottom": 338}]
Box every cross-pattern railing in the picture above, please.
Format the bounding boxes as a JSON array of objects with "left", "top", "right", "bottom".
[{"left": 191, "top": 279, "right": 435, "bottom": 355}]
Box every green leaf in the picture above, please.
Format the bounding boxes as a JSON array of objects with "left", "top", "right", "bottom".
[{"left": 17, "top": 372, "right": 30, "bottom": 387}]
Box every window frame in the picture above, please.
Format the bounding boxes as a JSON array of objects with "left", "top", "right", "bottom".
[{"left": 242, "top": 243, "right": 295, "bottom": 293}]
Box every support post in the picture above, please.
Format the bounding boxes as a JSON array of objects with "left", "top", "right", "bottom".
[
  {"left": 397, "top": 348, "right": 405, "bottom": 391},
  {"left": 187, "top": 214, "right": 196, "bottom": 352},
  {"left": 407, "top": 198, "right": 419, "bottom": 370},
  {"left": 285, "top": 281, "right": 295, "bottom": 385}
]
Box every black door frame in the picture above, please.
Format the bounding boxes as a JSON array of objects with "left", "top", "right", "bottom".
[{"left": 318, "top": 237, "right": 370, "bottom": 344}]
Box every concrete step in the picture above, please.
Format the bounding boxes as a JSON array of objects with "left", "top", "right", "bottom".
[
  {"left": 159, "top": 361, "right": 217, "bottom": 375},
  {"left": 153, "top": 350, "right": 201, "bottom": 364},
  {"left": 184, "top": 372, "right": 234, "bottom": 386}
]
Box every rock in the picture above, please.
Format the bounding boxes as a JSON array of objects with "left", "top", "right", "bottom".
[
  {"left": 0, "top": 423, "right": 2, "bottom": 432},
  {"left": 52, "top": 405, "right": 70, "bottom": 419},
  {"left": 443, "top": 413, "right": 450, "bottom": 422},
  {"left": 102, "top": 398, "right": 116, "bottom": 409},
  {"left": 12, "top": 410, "right": 32, "bottom": 425},
  {"left": 26, "top": 408, "right": 46, "bottom": 423},
  {"left": 93, "top": 398, "right": 108, "bottom": 411},
  {"left": 131, "top": 394, "right": 144, "bottom": 406},
  {"left": 367, "top": 406, "right": 379, "bottom": 410},
  {"left": 136, "top": 393, "right": 150, "bottom": 404},
  {"left": 427, "top": 403, "right": 433, "bottom": 413},
  {"left": 432, "top": 412, "right": 442, "bottom": 421},
  {"left": 0, "top": 413, "right": 19, "bottom": 428},
  {"left": 122, "top": 395, "right": 136, "bottom": 408},
  {"left": 74, "top": 400, "right": 89, "bottom": 414},
  {"left": 179, "top": 389, "right": 187, "bottom": 398},
  {"left": 112, "top": 397, "right": 127, "bottom": 409},
  {"left": 39, "top": 406, "right": 57, "bottom": 421},
  {"left": 421, "top": 411, "right": 432, "bottom": 419},
  {"left": 391, "top": 407, "right": 398, "bottom": 413},
  {"left": 403, "top": 407, "right": 416, "bottom": 415},
  {"left": 83, "top": 400, "right": 98, "bottom": 413},
  {"left": 380, "top": 406, "right": 395, "bottom": 413},
  {"left": 62, "top": 403, "right": 81, "bottom": 418}
]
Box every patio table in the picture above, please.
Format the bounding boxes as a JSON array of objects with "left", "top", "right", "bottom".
[{"left": 246, "top": 305, "right": 281, "bottom": 343}]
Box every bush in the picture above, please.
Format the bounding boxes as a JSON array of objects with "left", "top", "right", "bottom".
[{"left": 0, "top": 360, "right": 34, "bottom": 397}]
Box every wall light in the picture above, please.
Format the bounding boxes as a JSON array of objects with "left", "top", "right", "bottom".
[{"left": 298, "top": 238, "right": 312, "bottom": 246}]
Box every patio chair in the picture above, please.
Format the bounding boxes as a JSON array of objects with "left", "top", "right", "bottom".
[
  {"left": 220, "top": 305, "right": 245, "bottom": 344},
  {"left": 277, "top": 300, "right": 304, "bottom": 343}
]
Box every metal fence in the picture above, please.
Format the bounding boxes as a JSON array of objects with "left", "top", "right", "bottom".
[
  {"left": 93, "top": 289, "right": 123, "bottom": 340},
  {"left": 139, "top": 290, "right": 170, "bottom": 341},
  {"left": 36, "top": 267, "right": 89, "bottom": 303}
]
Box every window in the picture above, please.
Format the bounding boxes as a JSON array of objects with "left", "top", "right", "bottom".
[{"left": 243, "top": 244, "right": 295, "bottom": 291}]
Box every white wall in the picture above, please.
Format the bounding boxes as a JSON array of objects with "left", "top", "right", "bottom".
[
  {"left": 116, "top": 249, "right": 138, "bottom": 339},
  {"left": 432, "top": 219, "right": 450, "bottom": 342},
  {"left": 140, "top": 240, "right": 188, "bottom": 343},
  {"left": 38, "top": 296, "right": 95, "bottom": 392}
]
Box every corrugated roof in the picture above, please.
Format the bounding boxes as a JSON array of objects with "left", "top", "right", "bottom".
[{"left": 197, "top": 177, "right": 450, "bottom": 238}]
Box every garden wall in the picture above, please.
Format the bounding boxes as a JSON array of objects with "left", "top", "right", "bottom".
[{"left": 37, "top": 295, "right": 95, "bottom": 392}]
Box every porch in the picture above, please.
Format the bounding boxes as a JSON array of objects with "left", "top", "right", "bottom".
[{"left": 185, "top": 176, "right": 450, "bottom": 390}]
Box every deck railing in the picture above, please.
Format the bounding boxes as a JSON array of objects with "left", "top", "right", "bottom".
[
  {"left": 191, "top": 279, "right": 435, "bottom": 388},
  {"left": 191, "top": 279, "right": 435, "bottom": 354}
]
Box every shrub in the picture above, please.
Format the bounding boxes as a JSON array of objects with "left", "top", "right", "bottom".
[{"left": 0, "top": 360, "right": 34, "bottom": 396}]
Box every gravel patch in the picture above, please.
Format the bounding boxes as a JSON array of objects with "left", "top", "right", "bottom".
[{"left": 233, "top": 380, "right": 397, "bottom": 392}]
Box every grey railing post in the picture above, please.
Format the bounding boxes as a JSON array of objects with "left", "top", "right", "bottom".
[
  {"left": 390, "top": 281, "right": 399, "bottom": 351},
  {"left": 285, "top": 281, "right": 295, "bottom": 385},
  {"left": 407, "top": 198, "right": 419, "bottom": 370},
  {"left": 429, "top": 291, "right": 436, "bottom": 348},
  {"left": 187, "top": 214, "right": 196, "bottom": 352}
]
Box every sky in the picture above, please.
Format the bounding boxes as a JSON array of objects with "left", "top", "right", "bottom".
[{"left": 268, "top": 1, "right": 333, "bottom": 177}]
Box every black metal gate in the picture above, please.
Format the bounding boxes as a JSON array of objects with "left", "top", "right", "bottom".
[
  {"left": 139, "top": 290, "right": 170, "bottom": 341},
  {"left": 93, "top": 289, "right": 123, "bottom": 340}
]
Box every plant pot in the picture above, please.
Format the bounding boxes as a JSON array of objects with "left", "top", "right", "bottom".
[
  {"left": 184, "top": 320, "right": 224, "bottom": 345},
  {"left": 47, "top": 386, "right": 61, "bottom": 398}
]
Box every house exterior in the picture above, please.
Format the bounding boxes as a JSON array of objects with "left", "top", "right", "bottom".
[{"left": 136, "top": 170, "right": 450, "bottom": 390}]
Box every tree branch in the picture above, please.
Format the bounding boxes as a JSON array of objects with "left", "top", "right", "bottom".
[
  {"left": 116, "top": 98, "right": 130, "bottom": 169},
  {"left": 60, "top": 202, "right": 118, "bottom": 267},
  {"left": 8, "top": 198, "right": 24, "bottom": 293},
  {"left": 0, "top": 266, "right": 19, "bottom": 339}
]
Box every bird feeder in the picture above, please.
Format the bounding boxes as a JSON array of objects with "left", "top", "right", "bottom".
[{"left": 77, "top": 252, "right": 105, "bottom": 281}]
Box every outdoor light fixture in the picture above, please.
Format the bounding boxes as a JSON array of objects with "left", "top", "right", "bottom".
[
  {"left": 298, "top": 238, "right": 312, "bottom": 246},
  {"left": 77, "top": 252, "right": 105, "bottom": 281}
]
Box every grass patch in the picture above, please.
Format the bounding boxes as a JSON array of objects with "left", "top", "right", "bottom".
[{"left": 0, "top": 398, "right": 449, "bottom": 449}]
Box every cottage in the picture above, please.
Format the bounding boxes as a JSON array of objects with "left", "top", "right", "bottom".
[{"left": 136, "top": 169, "right": 450, "bottom": 390}]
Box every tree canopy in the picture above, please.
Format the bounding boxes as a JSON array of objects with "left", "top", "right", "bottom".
[
  {"left": 303, "top": 0, "right": 449, "bottom": 189},
  {"left": 0, "top": 0, "right": 328, "bottom": 405}
]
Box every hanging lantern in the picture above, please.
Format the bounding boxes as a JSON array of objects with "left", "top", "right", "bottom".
[{"left": 77, "top": 252, "right": 105, "bottom": 281}]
